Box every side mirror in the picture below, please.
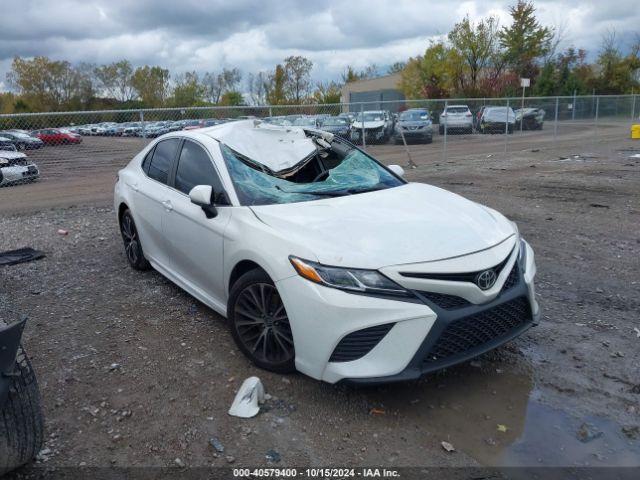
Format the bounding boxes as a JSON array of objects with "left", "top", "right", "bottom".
[
  {"left": 189, "top": 185, "right": 218, "bottom": 218},
  {"left": 388, "top": 164, "right": 405, "bottom": 178}
]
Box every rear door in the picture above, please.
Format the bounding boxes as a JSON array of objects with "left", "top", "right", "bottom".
[
  {"left": 162, "top": 139, "right": 232, "bottom": 308},
  {"left": 133, "top": 138, "right": 181, "bottom": 270}
]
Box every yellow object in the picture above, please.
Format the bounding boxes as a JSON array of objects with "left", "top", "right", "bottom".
[{"left": 632, "top": 124, "right": 640, "bottom": 139}]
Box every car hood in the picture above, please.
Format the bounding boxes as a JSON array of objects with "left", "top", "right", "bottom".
[
  {"left": 250, "top": 183, "right": 515, "bottom": 269},
  {"left": 352, "top": 120, "right": 386, "bottom": 130}
]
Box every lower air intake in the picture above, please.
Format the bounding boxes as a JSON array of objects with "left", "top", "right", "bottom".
[{"left": 329, "top": 323, "right": 395, "bottom": 362}]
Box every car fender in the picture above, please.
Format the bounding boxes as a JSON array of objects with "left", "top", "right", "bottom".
[{"left": 223, "top": 208, "right": 318, "bottom": 295}]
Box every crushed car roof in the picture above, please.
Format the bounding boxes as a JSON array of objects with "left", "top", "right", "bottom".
[{"left": 198, "top": 120, "right": 318, "bottom": 173}]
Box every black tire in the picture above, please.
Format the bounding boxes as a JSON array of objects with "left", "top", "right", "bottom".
[
  {"left": 120, "top": 209, "right": 151, "bottom": 271},
  {"left": 0, "top": 347, "right": 44, "bottom": 475},
  {"left": 228, "top": 269, "right": 296, "bottom": 373},
  {"left": 393, "top": 137, "right": 402, "bottom": 145},
  {"left": 425, "top": 136, "right": 433, "bottom": 144}
]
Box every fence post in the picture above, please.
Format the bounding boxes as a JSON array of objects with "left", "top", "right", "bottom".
[
  {"left": 594, "top": 96, "right": 599, "bottom": 151},
  {"left": 443, "top": 100, "right": 448, "bottom": 163},
  {"left": 571, "top": 90, "right": 576, "bottom": 121},
  {"left": 632, "top": 94, "right": 637, "bottom": 122},
  {"left": 553, "top": 96, "right": 559, "bottom": 155},
  {"left": 139, "top": 110, "right": 145, "bottom": 139},
  {"left": 269, "top": 106, "right": 273, "bottom": 117},
  {"left": 504, "top": 98, "right": 509, "bottom": 155},
  {"left": 360, "top": 103, "right": 366, "bottom": 150}
]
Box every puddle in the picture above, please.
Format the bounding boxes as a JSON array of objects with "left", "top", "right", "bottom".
[{"left": 363, "top": 363, "right": 640, "bottom": 467}]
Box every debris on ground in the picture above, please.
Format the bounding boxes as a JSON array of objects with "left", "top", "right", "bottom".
[
  {"left": 621, "top": 426, "right": 639, "bottom": 439},
  {"left": 228, "top": 376, "right": 265, "bottom": 418},
  {"left": 369, "top": 408, "right": 386, "bottom": 416},
  {"left": 57, "top": 229, "right": 68, "bottom": 236},
  {"left": 497, "top": 424, "right": 508, "bottom": 433},
  {"left": 589, "top": 203, "right": 610, "bottom": 209},
  {"left": 174, "top": 458, "right": 185, "bottom": 468},
  {"left": 265, "top": 449, "right": 281, "bottom": 463},
  {"left": 440, "top": 441, "right": 455, "bottom": 452},
  {"left": 577, "top": 422, "right": 603, "bottom": 443},
  {"left": 0, "top": 247, "right": 45, "bottom": 266},
  {"left": 209, "top": 437, "right": 224, "bottom": 453},
  {"left": 633, "top": 327, "right": 640, "bottom": 338}
]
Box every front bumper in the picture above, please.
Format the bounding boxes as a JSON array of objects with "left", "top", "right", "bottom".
[{"left": 278, "top": 240, "right": 538, "bottom": 384}]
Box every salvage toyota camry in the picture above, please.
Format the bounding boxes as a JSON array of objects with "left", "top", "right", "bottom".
[{"left": 114, "top": 120, "right": 539, "bottom": 384}]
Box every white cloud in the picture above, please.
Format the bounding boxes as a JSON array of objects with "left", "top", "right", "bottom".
[{"left": 0, "top": 0, "right": 638, "bottom": 92}]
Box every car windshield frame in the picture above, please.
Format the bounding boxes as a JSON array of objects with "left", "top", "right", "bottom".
[
  {"left": 220, "top": 140, "right": 405, "bottom": 206},
  {"left": 356, "top": 112, "right": 385, "bottom": 122}
]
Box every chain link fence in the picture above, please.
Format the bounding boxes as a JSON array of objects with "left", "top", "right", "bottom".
[{"left": 0, "top": 94, "right": 638, "bottom": 189}]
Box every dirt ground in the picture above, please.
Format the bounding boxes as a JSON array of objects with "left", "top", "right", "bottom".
[{"left": 1, "top": 123, "right": 639, "bottom": 472}]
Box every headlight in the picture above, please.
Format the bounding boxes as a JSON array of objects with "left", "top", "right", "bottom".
[{"left": 289, "top": 257, "right": 409, "bottom": 296}]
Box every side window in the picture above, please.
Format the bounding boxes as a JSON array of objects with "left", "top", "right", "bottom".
[
  {"left": 141, "top": 146, "right": 155, "bottom": 173},
  {"left": 174, "top": 140, "right": 225, "bottom": 200},
  {"left": 148, "top": 138, "right": 179, "bottom": 185}
]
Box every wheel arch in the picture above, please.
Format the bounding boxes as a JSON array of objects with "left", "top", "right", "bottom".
[
  {"left": 117, "top": 202, "right": 129, "bottom": 225},
  {"left": 228, "top": 259, "right": 268, "bottom": 294}
]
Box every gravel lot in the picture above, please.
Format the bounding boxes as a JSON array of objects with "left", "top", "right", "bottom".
[{"left": 1, "top": 124, "right": 639, "bottom": 471}]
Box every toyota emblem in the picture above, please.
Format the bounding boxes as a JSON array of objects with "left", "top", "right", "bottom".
[{"left": 476, "top": 269, "right": 497, "bottom": 290}]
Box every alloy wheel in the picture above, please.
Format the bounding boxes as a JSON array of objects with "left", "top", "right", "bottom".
[
  {"left": 120, "top": 214, "right": 140, "bottom": 265},
  {"left": 234, "top": 283, "right": 294, "bottom": 364}
]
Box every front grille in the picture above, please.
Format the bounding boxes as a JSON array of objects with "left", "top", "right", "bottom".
[
  {"left": 329, "top": 323, "right": 395, "bottom": 362},
  {"left": 423, "top": 296, "right": 531, "bottom": 364},
  {"left": 502, "top": 263, "right": 519, "bottom": 291},
  {"left": 418, "top": 291, "right": 470, "bottom": 310}
]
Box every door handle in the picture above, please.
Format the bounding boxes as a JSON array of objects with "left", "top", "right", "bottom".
[{"left": 162, "top": 200, "right": 173, "bottom": 211}]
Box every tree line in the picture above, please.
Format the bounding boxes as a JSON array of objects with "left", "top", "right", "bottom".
[
  {"left": 1, "top": 1, "right": 638, "bottom": 114},
  {"left": 400, "top": 1, "right": 640, "bottom": 99}
]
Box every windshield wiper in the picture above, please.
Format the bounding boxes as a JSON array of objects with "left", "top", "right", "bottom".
[{"left": 274, "top": 186, "right": 350, "bottom": 197}]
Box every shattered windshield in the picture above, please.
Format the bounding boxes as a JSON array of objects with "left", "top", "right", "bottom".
[{"left": 221, "top": 142, "right": 403, "bottom": 206}]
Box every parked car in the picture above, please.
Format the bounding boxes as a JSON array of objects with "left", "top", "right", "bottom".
[
  {"left": 478, "top": 107, "right": 517, "bottom": 134},
  {"left": 337, "top": 112, "right": 356, "bottom": 124},
  {"left": 393, "top": 109, "right": 433, "bottom": 144},
  {"left": 0, "top": 131, "right": 44, "bottom": 150},
  {"left": 515, "top": 108, "right": 545, "bottom": 130},
  {"left": 122, "top": 123, "right": 143, "bottom": 137},
  {"left": 114, "top": 120, "right": 539, "bottom": 384},
  {"left": 439, "top": 105, "right": 473, "bottom": 134},
  {"left": 0, "top": 150, "right": 39, "bottom": 186},
  {"left": 31, "top": 128, "right": 82, "bottom": 145},
  {"left": 318, "top": 116, "right": 351, "bottom": 139},
  {"left": 350, "top": 110, "right": 393, "bottom": 144},
  {"left": 0, "top": 136, "right": 17, "bottom": 151}
]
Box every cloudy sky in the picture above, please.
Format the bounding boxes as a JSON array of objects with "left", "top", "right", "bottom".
[{"left": 1, "top": 0, "right": 638, "bottom": 90}]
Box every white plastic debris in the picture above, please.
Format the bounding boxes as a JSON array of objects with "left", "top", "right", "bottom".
[{"left": 228, "top": 376, "right": 265, "bottom": 418}]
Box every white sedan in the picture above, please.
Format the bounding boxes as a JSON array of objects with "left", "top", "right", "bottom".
[
  {"left": 114, "top": 120, "right": 539, "bottom": 384},
  {"left": 0, "top": 151, "right": 39, "bottom": 187}
]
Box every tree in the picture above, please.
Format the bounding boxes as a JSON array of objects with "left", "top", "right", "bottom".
[
  {"left": 131, "top": 66, "right": 170, "bottom": 107},
  {"left": 171, "top": 71, "right": 206, "bottom": 106},
  {"left": 448, "top": 15, "right": 501, "bottom": 95},
  {"left": 219, "top": 91, "right": 244, "bottom": 106},
  {"left": 499, "top": 1, "right": 553, "bottom": 78},
  {"left": 400, "top": 42, "right": 455, "bottom": 99},
  {"left": 266, "top": 64, "right": 287, "bottom": 105},
  {"left": 202, "top": 68, "right": 242, "bottom": 104},
  {"left": 94, "top": 60, "right": 135, "bottom": 102},
  {"left": 341, "top": 65, "right": 379, "bottom": 83},
  {"left": 592, "top": 31, "right": 640, "bottom": 94},
  {"left": 247, "top": 71, "right": 269, "bottom": 105},
  {"left": 283, "top": 55, "right": 313, "bottom": 103},
  {"left": 312, "top": 81, "right": 342, "bottom": 104},
  {"left": 387, "top": 62, "right": 407, "bottom": 74},
  {"left": 7, "top": 56, "right": 94, "bottom": 111}
]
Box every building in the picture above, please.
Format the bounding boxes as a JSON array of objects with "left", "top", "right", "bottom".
[{"left": 340, "top": 73, "right": 405, "bottom": 112}]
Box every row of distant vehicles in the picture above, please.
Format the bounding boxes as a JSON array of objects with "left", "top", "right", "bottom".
[{"left": 264, "top": 105, "right": 545, "bottom": 145}]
